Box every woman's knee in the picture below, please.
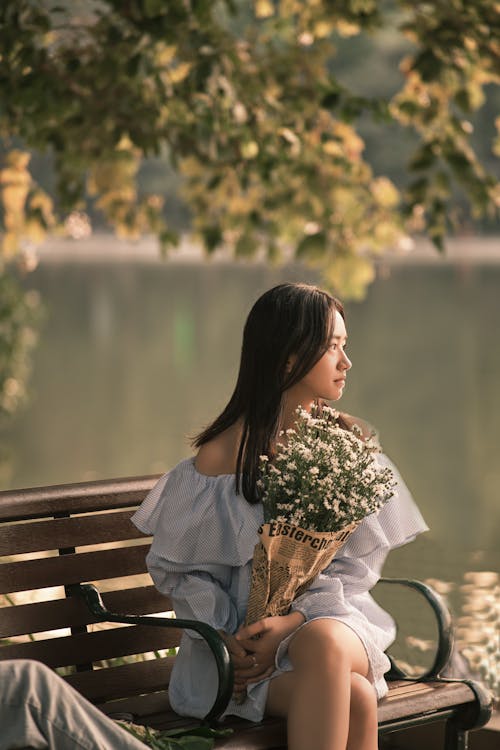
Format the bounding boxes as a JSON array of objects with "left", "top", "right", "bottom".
[{"left": 289, "top": 619, "right": 369, "bottom": 676}]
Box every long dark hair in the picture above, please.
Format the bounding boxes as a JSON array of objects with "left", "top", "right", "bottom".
[{"left": 192, "top": 282, "right": 345, "bottom": 503}]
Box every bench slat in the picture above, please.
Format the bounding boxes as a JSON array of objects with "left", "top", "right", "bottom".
[
  {"left": 377, "top": 679, "right": 475, "bottom": 723},
  {"left": 0, "top": 624, "right": 182, "bottom": 667},
  {"left": 213, "top": 718, "right": 286, "bottom": 750},
  {"left": 0, "top": 476, "right": 158, "bottom": 522},
  {"left": 98, "top": 690, "right": 173, "bottom": 721},
  {"left": 65, "top": 656, "right": 175, "bottom": 704},
  {"left": 0, "top": 510, "right": 146, "bottom": 556},
  {"left": 0, "top": 586, "right": 172, "bottom": 638},
  {"left": 0, "top": 544, "right": 150, "bottom": 594}
]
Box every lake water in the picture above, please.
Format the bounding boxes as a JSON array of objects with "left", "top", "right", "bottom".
[{"left": 2, "top": 246, "right": 499, "bottom": 681}]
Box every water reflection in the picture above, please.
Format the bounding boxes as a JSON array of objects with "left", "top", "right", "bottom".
[{"left": 457, "top": 571, "right": 499, "bottom": 695}]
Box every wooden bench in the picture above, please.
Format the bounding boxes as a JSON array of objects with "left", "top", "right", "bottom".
[{"left": 0, "top": 476, "right": 492, "bottom": 749}]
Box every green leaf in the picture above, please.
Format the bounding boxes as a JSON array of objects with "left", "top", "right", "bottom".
[
  {"left": 235, "top": 232, "right": 258, "bottom": 257},
  {"left": 396, "top": 101, "right": 421, "bottom": 118},
  {"left": 116, "top": 721, "right": 226, "bottom": 749},
  {"left": 295, "top": 232, "right": 327, "bottom": 261},
  {"left": 65, "top": 57, "right": 81, "bottom": 74},
  {"left": 370, "top": 98, "right": 391, "bottom": 123},
  {"left": 143, "top": 0, "right": 168, "bottom": 18},
  {"left": 266, "top": 241, "right": 280, "bottom": 263},
  {"left": 409, "top": 144, "right": 436, "bottom": 172},
  {"left": 405, "top": 177, "right": 429, "bottom": 203},
  {"left": 320, "top": 90, "right": 341, "bottom": 109},
  {"left": 206, "top": 174, "right": 222, "bottom": 190},
  {"left": 411, "top": 49, "right": 444, "bottom": 82},
  {"left": 127, "top": 55, "right": 142, "bottom": 77},
  {"left": 161, "top": 727, "right": 232, "bottom": 739},
  {"left": 430, "top": 233, "right": 445, "bottom": 253},
  {"left": 434, "top": 170, "right": 451, "bottom": 195},
  {"left": 340, "top": 96, "right": 367, "bottom": 122},
  {"left": 454, "top": 89, "right": 473, "bottom": 112},
  {"left": 444, "top": 151, "right": 473, "bottom": 179},
  {"left": 159, "top": 229, "right": 180, "bottom": 254},
  {"left": 201, "top": 224, "right": 223, "bottom": 253}
]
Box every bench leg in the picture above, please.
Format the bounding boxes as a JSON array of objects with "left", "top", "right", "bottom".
[{"left": 444, "top": 722, "right": 469, "bottom": 750}]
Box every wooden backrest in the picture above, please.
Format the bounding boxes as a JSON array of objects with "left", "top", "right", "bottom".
[{"left": 0, "top": 475, "right": 182, "bottom": 715}]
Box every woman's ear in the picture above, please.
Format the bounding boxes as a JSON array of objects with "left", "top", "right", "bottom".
[{"left": 285, "top": 354, "right": 297, "bottom": 374}]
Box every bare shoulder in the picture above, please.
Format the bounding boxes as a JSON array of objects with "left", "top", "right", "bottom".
[
  {"left": 338, "top": 411, "right": 377, "bottom": 442},
  {"left": 194, "top": 426, "right": 241, "bottom": 476}
]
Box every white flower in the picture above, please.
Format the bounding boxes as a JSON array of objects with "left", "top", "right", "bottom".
[{"left": 259, "top": 404, "right": 395, "bottom": 532}]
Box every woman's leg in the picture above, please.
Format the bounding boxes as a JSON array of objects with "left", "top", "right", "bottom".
[
  {"left": 266, "top": 619, "right": 378, "bottom": 750},
  {"left": 0, "top": 659, "right": 148, "bottom": 750},
  {"left": 346, "top": 673, "right": 379, "bottom": 750}
]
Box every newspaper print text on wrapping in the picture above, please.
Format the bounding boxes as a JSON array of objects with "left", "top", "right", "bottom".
[{"left": 244, "top": 520, "right": 359, "bottom": 625}]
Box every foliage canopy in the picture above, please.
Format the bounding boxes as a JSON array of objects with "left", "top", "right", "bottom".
[{"left": 0, "top": 0, "right": 499, "bottom": 301}]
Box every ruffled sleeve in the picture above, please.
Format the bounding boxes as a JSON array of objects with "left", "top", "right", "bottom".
[
  {"left": 290, "top": 452, "right": 428, "bottom": 619},
  {"left": 131, "top": 459, "right": 262, "bottom": 634},
  {"left": 339, "top": 452, "right": 428, "bottom": 561}
]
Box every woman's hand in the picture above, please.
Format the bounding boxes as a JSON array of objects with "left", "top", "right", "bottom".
[
  {"left": 234, "top": 611, "right": 305, "bottom": 688},
  {"left": 218, "top": 631, "right": 260, "bottom": 699}
]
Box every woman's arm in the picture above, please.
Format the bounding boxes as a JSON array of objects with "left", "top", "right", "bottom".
[
  {"left": 147, "top": 556, "right": 263, "bottom": 697},
  {"left": 146, "top": 557, "right": 240, "bottom": 635}
]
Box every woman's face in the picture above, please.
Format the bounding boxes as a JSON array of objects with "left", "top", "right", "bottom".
[{"left": 288, "top": 310, "right": 352, "bottom": 405}]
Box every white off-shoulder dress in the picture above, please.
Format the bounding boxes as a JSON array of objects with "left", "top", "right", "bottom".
[{"left": 132, "top": 453, "right": 428, "bottom": 722}]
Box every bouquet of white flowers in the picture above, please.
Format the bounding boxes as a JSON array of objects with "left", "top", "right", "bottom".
[{"left": 245, "top": 406, "right": 396, "bottom": 625}]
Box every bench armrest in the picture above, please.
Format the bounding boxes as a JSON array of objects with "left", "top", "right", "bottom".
[
  {"left": 78, "top": 583, "right": 233, "bottom": 724},
  {"left": 378, "top": 577, "right": 454, "bottom": 680}
]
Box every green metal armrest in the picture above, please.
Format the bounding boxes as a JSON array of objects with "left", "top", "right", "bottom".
[
  {"left": 78, "top": 583, "right": 234, "bottom": 724},
  {"left": 379, "top": 580, "right": 493, "bottom": 738},
  {"left": 378, "top": 577, "right": 453, "bottom": 680}
]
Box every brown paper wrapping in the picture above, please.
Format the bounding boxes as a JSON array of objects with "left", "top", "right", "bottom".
[{"left": 244, "top": 520, "right": 359, "bottom": 625}]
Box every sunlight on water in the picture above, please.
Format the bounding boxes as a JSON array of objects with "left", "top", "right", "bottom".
[{"left": 457, "top": 571, "right": 499, "bottom": 696}]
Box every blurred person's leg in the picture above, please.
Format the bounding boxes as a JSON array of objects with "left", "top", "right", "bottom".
[{"left": 0, "top": 659, "right": 147, "bottom": 750}]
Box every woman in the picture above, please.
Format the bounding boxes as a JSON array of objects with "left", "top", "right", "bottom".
[{"left": 133, "top": 282, "right": 427, "bottom": 750}]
